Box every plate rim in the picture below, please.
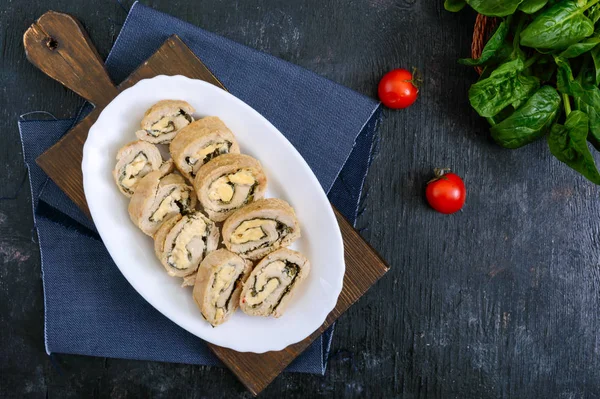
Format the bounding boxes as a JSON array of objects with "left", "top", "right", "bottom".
[{"left": 81, "top": 74, "right": 345, "bottom": 353}]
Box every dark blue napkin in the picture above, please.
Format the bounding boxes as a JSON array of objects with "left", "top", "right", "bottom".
[{"left": 19, "top": 1, "right": 380, "bottom": 374}]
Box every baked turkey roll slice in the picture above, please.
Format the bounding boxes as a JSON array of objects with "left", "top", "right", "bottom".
[
  {"left": 170, "top": 116, "right": 240, "bottom": 182},
  {"left": 128, "top": 167, "right": 197, "bottom": 236},
  {"left": 136, "top": 100, "right": 195, "bottom": 144},
  {"left": 113, "top": 140, "right": 162, "bottom": 197},
  {"left": 153, "top": 211, "right": 219, "bottom": 277},
  {"left": 222, "top": 198, "right": 300, "bottom": 260},
  {"left": 194, "top": 154, "right": 267, "bottom": 222},
  {"left": 240, "top": 248, "right": 310, "bottom": 318},
  {"left": 193, "top": 249, "right": 251, "bottom": 326}
]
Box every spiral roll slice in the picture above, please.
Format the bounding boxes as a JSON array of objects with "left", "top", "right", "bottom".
[
  {"left": 170, "top": 116, "right": 240, "bottom": 182},
  {"left": 194, "top": 154, "right": 267, "bottom": 222},
  {"left": 222, "top": 198, "right": 300, "bottom": 260},
  {"left": 136, "top": 100, "right": 195, "bottom": 144},
  {"left": 240, "top": 248, "right": 310, "bottom": 318},
  {"left": 128, "top": 167, "right": 197, "bottom": 236},
  {"left": 113, "top": 140, "right": 162, "bottom": 197},
  {"left": 193, "top": 249, "right": 251, "bottom": 326},
  {"left": 154, "top": 211, "right": 219, "bottom": 277}
]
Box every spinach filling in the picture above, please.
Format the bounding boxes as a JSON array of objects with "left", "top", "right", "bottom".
[
  {"left": 224, "top": 271, "right": 245, "bottom": 311},
  {"left": 210, "top": 264, "right": 244, "bottom": 311},
  {"left": 271, "top": 263, "right": 300, "bottom": 312},
  {"left": 174, "top": 190, "right": 191, "bottom": 214},
  {"left": 148, "top": 187, "right": 191, "bottom": 223},
  {"left": 213, "top": 180, "right": 258, "bottom": 210},
  {"left": 185, "top": 142, "right": 233, "bottom": 177},
  {"left": 119, "top": 151, "right": 147, "bottom": 194},
  {"left": 148, "top": 109, "right": 192, "bottom": 137},
  {"left": 149, "top": 121, "right": 174, "bottom": 137},
  {"left": 181, "top": 109, "right": 193, "bottom": 122},
  {"left": 244, "top": 182, "right": 258, "bottom": 205},
  {"left": 237, "top": 219, "right": 292, "bottom": 255},
  {"left": 166, "top": 216, "right": 210, "bottom": 270},
  {"left": 249, "top": 261, "right": 300, "bottom": 311},
  {"left": 203, "top": 141, "right": 232, "bottom": 163}
]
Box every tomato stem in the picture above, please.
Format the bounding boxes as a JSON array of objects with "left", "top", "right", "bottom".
[
  {"left": 428, "top": 168, "right": 452, "bottom": 184},
  {"left": 410, "top": 67, "right": 423, "bottom": 88},
  {"left": 434, "top": 168, "right": 451, "bottom": 178}
]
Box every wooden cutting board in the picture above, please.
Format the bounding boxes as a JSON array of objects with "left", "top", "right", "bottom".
[{"left": 24, "top": 11, "right": 389, "bottom": 396}]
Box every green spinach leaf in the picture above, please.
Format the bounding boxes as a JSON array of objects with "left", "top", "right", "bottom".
[
  {"left": 555, "top": 56, "right": 600, "bottom": 105},
  {"left": 575, "top": 60, "right": 600, "bottom": 150},
  {"left": 511, "top": 97, "right": 528, "bottom": 110},
  {"left": 558, "top": 36, "right": 600, "bottom": 58},
  {"left": 490, "top": 86, "right": 561, "bottom": 148},
  {"left": 459, "top": 19, "right": 510, "bottom": 66},
  {"left": 469, "top": 59, "right": 540, "bottom": 117},
  {"left": 465, "top": 0, "right": 524, "bottom": 16},
  {"left": 444, "top": 0, "right": 467, "bottom": 12},
  {"left": 579, "top": 55, "right": 597, "bottom": 87},
  {"left": 587, "top": 4, "right": 600, "bottom": 23},
  {"left": 581, "top": 104, "right": 600, "bottom": 149},
  {"left": 548, "top": 111, "right": 600, "bottom": 184},
  {"left": 447, "top": 0, "right": 600, "bottom": 183},
  {"left": 519, "top": 0, "right": 549, "bottom": 13},
  {"left": 520, "top": 1, "right": 595, "bottom": 50},
  {"left": 591, "top": 45, "right": 600, "bottom": 84},
  {"left": 555, "top": 56, "right": 585, "bottom": 95}
]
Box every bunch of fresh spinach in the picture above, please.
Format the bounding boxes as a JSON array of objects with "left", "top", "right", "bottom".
[{"left": 446, "top": 0, "right": 600, "bottom": 184}]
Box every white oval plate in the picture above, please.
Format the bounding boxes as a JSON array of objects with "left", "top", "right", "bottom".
[{"left": 82, "top": 75, "right": 344, "bottom": 353}]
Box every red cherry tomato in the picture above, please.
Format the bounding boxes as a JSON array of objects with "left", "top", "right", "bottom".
[
  {"left": 378, "top": 68, "right": 419, "bottom": 109},
  {"left": 425, "top": 169, "right": 466, "bottom": 214}
]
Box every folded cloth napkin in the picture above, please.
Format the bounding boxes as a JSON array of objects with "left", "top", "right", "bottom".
[{"left": 19, "top": 1, "right": 380, "bottom": 374}]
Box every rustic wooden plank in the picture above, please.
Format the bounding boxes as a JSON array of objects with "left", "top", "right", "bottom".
[
  {"left": 23, "top": 11, "right": 118, "bottom": 107},
  {"left": 25, "top": 12, "right": 388, "bottom": 396},
  {"left": 36, "top": 109, "right": 97, "bottom": 219}
]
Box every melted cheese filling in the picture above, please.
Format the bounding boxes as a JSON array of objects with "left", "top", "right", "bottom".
[
  {"left": 151, "top": 117, "right": 172, "bottom": 131},
  {"left": 228, "top": 170, "right": 255, "bottom": 185},
  {"left": 246, "top": 260, "right": 292, "bottom": 306},
  {"left": 150, "top": 189, "right": 188, "bottom": 222},
  {"left": 168, "top": 217, "right": 207, "bottom": 269},
  {"left": 210, "top": 265, "right": 239, "bottom": 322},
  {"left": 231, "top": 219, "right": 278, "bottom": 244},
  {"left": 207, "top": 170, "right": 255, "bottom": 203},
  {"left": 188, "top": 142, "right": 229, "bottom": 167},
  {"left": 149, "top": 113, "right": 191, "bottom": 135},
  {"left": 121, "top": 154, "right": 148, "bottom": 189},
  {"left": 208, "top": 179, "right": 234, "bottom": 202}
]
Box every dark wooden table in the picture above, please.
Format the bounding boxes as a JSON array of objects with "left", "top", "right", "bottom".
[{"left": 2, "top": 1, "right": 600, "bottom": 398}]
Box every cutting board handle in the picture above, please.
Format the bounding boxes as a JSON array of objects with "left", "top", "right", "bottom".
[{"left": 23, "top": 11, "right": 118, "bottom": 107}]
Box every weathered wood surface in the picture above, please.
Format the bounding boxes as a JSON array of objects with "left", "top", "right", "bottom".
[{"left": 2, "top": 0, "right": 600, "bottom": 398}]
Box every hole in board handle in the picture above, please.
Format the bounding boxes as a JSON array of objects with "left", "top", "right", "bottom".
[{"left": 45, "top": 37, "right": 58, "bottom": 50}]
